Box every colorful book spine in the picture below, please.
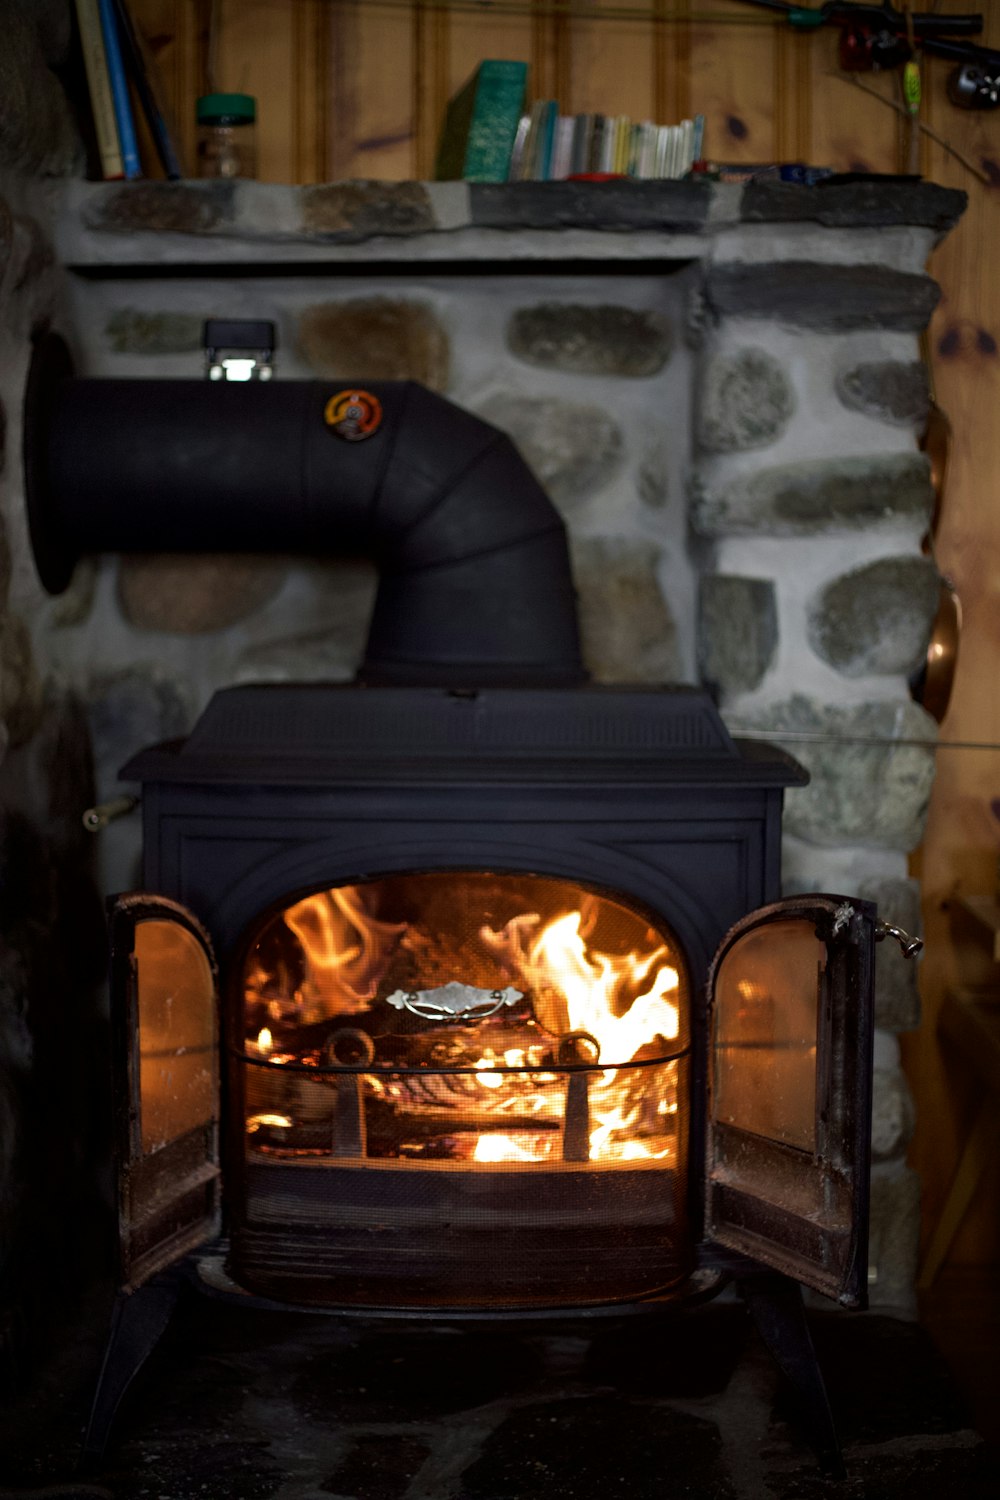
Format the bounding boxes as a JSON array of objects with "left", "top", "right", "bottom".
[
  {"left": 99, "top": 0, "right": 141, "bottom": 178},
  {"left": 75, "top": 0, "right": 124, "bottom": 179}
]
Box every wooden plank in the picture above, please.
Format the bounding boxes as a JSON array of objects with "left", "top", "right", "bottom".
[
  {"left": 293, "top": 0, "right": 329, "bottom": 184},
  {"left": 215, "top": 0, "right": 296, "bottom": 183},
  {"left": 327, "top": 0, "right": 416, "bottom": 181},
  {"left": 653, "top": 0, "right": 691, "bottom": 128},
  {"left": 687, "top": 3, "right": 780, "bottom": 166},
  {"left": 412, "top": 0, "right": 450, "bottom": 178},
  {"left": 807, "top": 31, "right": 901, "bottom": 173},
  {"left": 564, "top": 0, "right": 657, "bottom": 122},
  {"left": 902, "top": 2, "right": 1000, "bottom": 1271}
]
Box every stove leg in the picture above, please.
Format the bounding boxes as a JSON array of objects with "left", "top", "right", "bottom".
[
  {"left": 738, "top": 1271, "right": 845, "bottom": 1479},
  {"left": 82, "top": 1272, "right": 183, "bottom": 1464}
]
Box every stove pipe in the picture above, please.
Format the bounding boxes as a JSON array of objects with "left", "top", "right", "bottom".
[{"left": 24, "top": 333, "right": 584, "bottom": 688}]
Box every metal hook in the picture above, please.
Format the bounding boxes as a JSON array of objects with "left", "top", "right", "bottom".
[{"left": 875, "top": 920, "right": 924, "bottom": 959}]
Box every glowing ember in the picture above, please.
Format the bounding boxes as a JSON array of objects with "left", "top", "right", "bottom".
[
  {"left": 256, "top": 1027, "right": 273, "bottom": 1055},
  {"left": 473, "top": 1133, "right": 547, "bottom": 1163}
]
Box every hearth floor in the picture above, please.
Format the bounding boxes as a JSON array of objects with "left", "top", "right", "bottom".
[{"left": 0, "top": 1291, "right": 997, "bottom": 1500}]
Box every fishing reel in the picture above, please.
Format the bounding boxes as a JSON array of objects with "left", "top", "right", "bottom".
[{"left": 946, "top": 56, "right": 1000, "bottom": 107}]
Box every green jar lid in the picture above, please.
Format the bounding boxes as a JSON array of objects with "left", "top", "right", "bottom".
[{"left": 197, "top": 92, "right": 256, "bottom": 125}]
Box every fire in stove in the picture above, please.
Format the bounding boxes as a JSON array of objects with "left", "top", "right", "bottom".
[{"left": 238, "top": 873, "right": 688, "bottom": 1171}]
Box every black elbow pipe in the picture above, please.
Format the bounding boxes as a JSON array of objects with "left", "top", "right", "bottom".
[{"left": 24, "top": 333, "right": 584, "bottom": 688}]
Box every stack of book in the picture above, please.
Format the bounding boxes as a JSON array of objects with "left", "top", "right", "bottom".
[
  {"left": 75, "top": 0, "right": 182, "bottom": 180},
  {"left": 434, "top": 61, "right": 705, "bottom": 185},
  {"left": 509, "top": 106, "right": 704, "bottom": 182}
]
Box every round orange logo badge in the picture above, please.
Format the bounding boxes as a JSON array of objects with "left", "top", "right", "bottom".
[{"left": 324, "top": 389, "right": 383, "bottom": 441}]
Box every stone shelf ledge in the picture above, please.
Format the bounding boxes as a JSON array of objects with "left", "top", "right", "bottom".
[{"left": 58, "top": 177, "right": 967, "bottom": 272}]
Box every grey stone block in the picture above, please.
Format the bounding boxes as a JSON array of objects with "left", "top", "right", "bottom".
[
  {"left": 741, "top": 179, "right": 966, "bottom": 231},
  {"left": 698, "top": 576, "right": 778, "bottom": 697},
  {"left": 731, "top": 695, "right": 938, "bottom": 851},
  {"left": 691, "top": 453, "right": 933, "bottom": 537},
  {"left": 638, "top": 443, "right": 668, "bottom": 510},
  {"left": 507, "top": 303, "right": 672, "bottom": 377},
  {"left": 858, "top": 873, "right": 923, "bottom": 1030},
  {"left": 470, "top": 179, "right": 711, "bottom": 232},
  {"left": 105, "top": 309, "right": 205, "bottom": 355},
  {"left": 118, "top": 555, "right": 288, "bottom": 634},
  {"left": 868, "top": 1163, "right": 920, "bottom": 1312},
  {"left": 808, "top": 555, "right": 941, "bottom": 677},
  {"left": 705, "top": 263, "right": 941, "bottom": 332},
  {"left": 480, "top": 394, "right": 623, "bottom": 513},
  {"left": 301, "top": 181, "right": 435, "bottom": 240},
  {"left": 84, "top": 182, "right": 236, "bottom": 235},
  {"left": 697, "top": 347, "right": 794, "bottom": 452},
  {"left": 0, "top": 1, "right": 79, "bottom": 175},
  {"left": 88, "top": 668, "right": 192, "bottom": 800},
  {"left": 836, "top": 360, "right": 930, "bottom": 427},
  {"left": 297, "top": 298, "right": 449, "bottom": 390},
  {"left": 571, "top": 536, "right": 679, "bottom": 684},
  {"left": 871, "top": 1064, "right": 916, "bottom": 1160}
]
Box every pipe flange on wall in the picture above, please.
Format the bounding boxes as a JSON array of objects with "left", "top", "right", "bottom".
[{"left": 23, "top": 331, "right": 585, "bottom": 690}]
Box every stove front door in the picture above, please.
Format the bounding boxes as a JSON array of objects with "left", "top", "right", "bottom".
[
  {"left": 703, "top": 894, "right": 876, "bottom": 1309},
  {"left": 109, "top": 894, "right": 222, "bottom": 1288}
]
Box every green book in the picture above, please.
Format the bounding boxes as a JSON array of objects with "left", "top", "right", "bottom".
[{"left": 434, "top": 60, "right": 529, "bottom": 183}]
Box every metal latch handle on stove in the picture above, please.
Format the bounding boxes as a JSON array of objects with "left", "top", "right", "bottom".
[{"left": 875, "top": 920, "right": 924, "bottom": 959}]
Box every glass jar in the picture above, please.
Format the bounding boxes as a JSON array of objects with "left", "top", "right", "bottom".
[{"left": 196, "top": 93, "right": 257, "bottom": 179}]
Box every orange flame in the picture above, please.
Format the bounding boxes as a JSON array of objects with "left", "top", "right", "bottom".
[{"left": 284, "top": 887, "right": 406, "bottom": 1014}]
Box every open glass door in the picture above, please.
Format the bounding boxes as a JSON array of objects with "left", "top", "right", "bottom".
[
  {"left": 109, "top": 894, "right": 221, "bottom": 1288},
  {"left": 704, "top": 895, "right": 876, "bottom": 1307}
]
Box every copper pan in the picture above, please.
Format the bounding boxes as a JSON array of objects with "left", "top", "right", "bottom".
[{"left": 912, "top": 375, "right": 960, "bottom": 725}]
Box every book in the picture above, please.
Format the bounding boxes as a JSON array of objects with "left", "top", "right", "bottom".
[
  {"left": 112, "top": 0, "right": 184, "bottom": 179},
  {"left": 434, "top": 60, "right": 529, "bottom": 184},
  {"left": 74, "top": 0, "right": 123, "bottom": 179},
  {"left": 99, "top": 0, "right": 140, "bottom": 178}
]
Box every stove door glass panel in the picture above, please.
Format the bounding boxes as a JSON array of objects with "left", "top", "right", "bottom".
[
  {"left": 136, "top": 920, "right": 216, "bottom": 1152},
  {"left": 713, "top": 919, "right": 820, "bottom": 1153},
  {"left": 109, "top": 895, "right": 221, "bottom": 1288},
  {"left": 705, "top": 895, "right": 876, "bottom": 1309}
]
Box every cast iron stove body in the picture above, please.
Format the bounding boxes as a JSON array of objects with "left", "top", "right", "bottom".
[{"left": 105, "top": 682, "right": 879, "bottom": 1317}]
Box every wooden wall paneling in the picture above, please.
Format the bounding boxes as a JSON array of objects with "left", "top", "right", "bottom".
[
  {"left": 653, "top": 0, "right": 691, "bottom": 128},
  {"left": 326, "top": 0, "right": 417, "bottom": 182},
  {"left": 445, "top": 2, "right": 534, "bottom": 93},
  {"left": 293, "top": 0, "right": 330, "bottom": 183},
  {"left": 214, "top": 0, "right": 297, "bottom": 182},
  {"left": 773, "top": 27, "right": 811, "bottom": 164},
  {"left": 413, "top": 1, "right": 450, "bottom": 178},
  {"left": 805, "top": 30, "right": 901, "bottom": 173},
  {"left": 903, "top": 39, "right": 1000, "bottom": 1266},
  {"left": 686, "top": 4, "right": 780, "bottom": 165},
  {"left": 563, "top": 0, "right": 656, "bottom": 122}
]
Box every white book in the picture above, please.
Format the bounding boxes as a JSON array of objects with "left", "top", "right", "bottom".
[
  {"left": 654, "top": 125, "right": 669, "bottom": 179},
  {"left": 680, "top": 118, "right": 694, "bottom": 176},
  {"left": 551, "top": 115, "right": 574, "bottom": 180}
]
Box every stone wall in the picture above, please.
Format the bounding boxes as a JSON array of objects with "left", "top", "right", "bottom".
[
  {"left": 13, "top": 172, "right": 967, "bottom": 1315},
  {"left": 0, "top": 0, "right": 110, "bottom": 1350}
]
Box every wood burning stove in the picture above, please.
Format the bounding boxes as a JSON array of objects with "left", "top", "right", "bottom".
[{"left": 84, "top": 683, "right": 920, "bottom": 1474}]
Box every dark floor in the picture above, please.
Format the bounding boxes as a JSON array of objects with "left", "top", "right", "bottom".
[{"left": 1, "top": 1273, "right": 997, "bottom": 1500}]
